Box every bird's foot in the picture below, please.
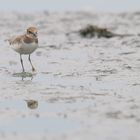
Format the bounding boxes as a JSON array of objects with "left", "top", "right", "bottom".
[{"left": 32, "top": 67, "right": 36, "bottom": 72}]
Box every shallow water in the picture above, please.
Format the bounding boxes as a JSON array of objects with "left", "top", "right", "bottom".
[
  {"left": 0, "top": 100, "right": 80, "bottom": 134},
  {"left": 0, "top": 11, "right": 140, "bottom": 140}
]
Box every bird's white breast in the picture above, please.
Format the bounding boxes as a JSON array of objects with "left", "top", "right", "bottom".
[{"left": 12, "top": 41, "right": 38, "bottom": 55}]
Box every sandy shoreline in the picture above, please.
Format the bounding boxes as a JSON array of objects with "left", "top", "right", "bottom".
[{"left": 0, "top": 11, "right": 140, "bottom": 140}]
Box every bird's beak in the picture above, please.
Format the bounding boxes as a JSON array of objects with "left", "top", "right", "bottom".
[{"left": 33, "top": 33, "right": 37, "bottom": 37}]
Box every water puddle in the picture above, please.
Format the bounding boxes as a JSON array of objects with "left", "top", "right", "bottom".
[
  {"left": 0, "top": 117, "right": 77, "bottom": 134},
  {"left": 0, "top": 100, "right": 81, "bottom": 134}
]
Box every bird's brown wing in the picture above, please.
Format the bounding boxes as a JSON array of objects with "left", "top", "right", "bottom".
[
  {"left": 8, "top": 34, "right": 38, "bottom": 45},
  {"left": 8, "top": 35, "right": 24, "bottom": 45}
]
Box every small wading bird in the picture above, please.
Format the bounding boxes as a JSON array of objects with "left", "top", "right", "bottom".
[{"left": 8, "top": 27, "right": 38, "bottom": 72}]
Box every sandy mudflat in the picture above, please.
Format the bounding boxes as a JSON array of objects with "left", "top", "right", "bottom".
[{"left": 0, "top": 11, "right": 140, "bottom": 140}]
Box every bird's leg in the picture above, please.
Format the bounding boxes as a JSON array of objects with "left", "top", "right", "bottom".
[
  {"left": 20, "top": 54, "right": 25, "bottom": 72},
  {"left": 28, "top": 54, "right": 35, "bottom": 71}
]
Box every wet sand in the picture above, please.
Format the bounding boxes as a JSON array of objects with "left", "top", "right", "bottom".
[{"left": 0, "top": 11, "right": 140, "bottom": 140}]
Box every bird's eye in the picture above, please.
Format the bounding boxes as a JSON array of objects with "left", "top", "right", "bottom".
[{"left": 28, "top": 31, "right": 32, "bottom": 34}]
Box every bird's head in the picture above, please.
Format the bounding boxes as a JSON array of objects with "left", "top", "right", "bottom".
[{"left": 27, "top": 27, "right": 38, "bottom": 38}]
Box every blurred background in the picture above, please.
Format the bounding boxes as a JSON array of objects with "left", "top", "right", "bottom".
[{"left": 0, "top": 0, "right": 140, "bottom": 12}]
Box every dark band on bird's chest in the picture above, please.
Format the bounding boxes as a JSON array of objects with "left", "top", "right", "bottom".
[{"left": 23, "top": 36, "right": 38, "bottom": 44}]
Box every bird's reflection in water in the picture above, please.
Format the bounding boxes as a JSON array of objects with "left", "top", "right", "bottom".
[
  {"left": 12, "top": 72, "right": 36, "bottom": 80},
  {"left": 25, "top": 100, "right": 38, "bottom": 109}
]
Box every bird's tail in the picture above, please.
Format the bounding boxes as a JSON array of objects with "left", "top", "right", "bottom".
[{"left": 4, "top": 38, "right": 13, "bottom": 45}]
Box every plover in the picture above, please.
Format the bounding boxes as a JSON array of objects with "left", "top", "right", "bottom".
[{"left": 8, "top": 27, "right": 38, "bottom": 72}]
